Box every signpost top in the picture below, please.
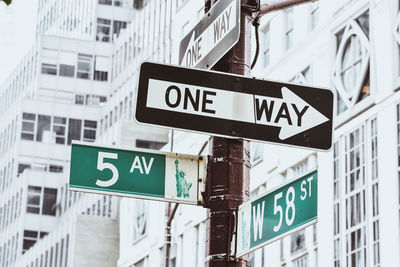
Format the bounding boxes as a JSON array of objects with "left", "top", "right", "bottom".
[
  {"left": 179, "top": 0, "right": 240, "bottom": 69},
  {"left": 136, "top": 62, "right": 334, "bottom": 151}
]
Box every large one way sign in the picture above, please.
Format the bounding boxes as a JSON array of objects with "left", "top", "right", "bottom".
[
  {"left": 136, "top": 62, "right": 334, "bottom": 151},
  {"left": 179, "top": 0, "right": 240, "bottom": 69}
]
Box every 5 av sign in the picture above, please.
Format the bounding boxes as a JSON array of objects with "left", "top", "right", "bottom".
[
  {"left": 179, "top": 0, "right": 240, "bottom": 69},
  {"left": 69, "top": 141, "right": 206, "bottom": 205},
  {"left": 136, "top": 62, "right": 334, "bottom": 151}
]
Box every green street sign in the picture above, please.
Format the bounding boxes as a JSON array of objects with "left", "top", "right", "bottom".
[
  {"left": 236, "top": 170, "right": 317, "bottom": 257},
  {"left": 69, "top": 141, "right": 206, "bottom": 205}
]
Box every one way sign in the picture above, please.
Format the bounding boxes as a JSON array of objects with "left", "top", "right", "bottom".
[
  {"left": 179, "top": 0, "right": 240, "bottom": 69},
  {"left": 136, "top": 62, "right": 334, "bottom": 151}
]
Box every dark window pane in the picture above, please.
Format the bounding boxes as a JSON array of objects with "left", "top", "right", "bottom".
[
  {"left": 42, "top": 188, "right": 57, "bottom": 216},
  {"left": 27, "top": 195, "right": 40, "bottom": 205},
  {"left": 26, "top": 207, "right": 40, "bottom": 214},
  {"left": 22, "top": 122, "right": 34, "bottom": 132},
  {"left": 75, "top": 95, "right": 85, "bottom": 105},
  {"left": 21, "top": 133, "right": 34, "bottom": 141},
  {"left": 99, "top": 0, "right": 112, "bottom": 5},
  {"left": 36, "top": 115, "right": 51, "bottom": 142},
  {"left": 23, "top": 239, "right": 37, "bottom": 251},
  {"left": 94, "top": 70, "right": 108, "bottom": 81},
  {"left": 77, "top": 72, "right": 90, "bottom": 79},
  {"left": 24, "top": 230, "right": 38, "bottom": 238},
  {"left": 28, "top": 186, "right": 41, "bottom": 194},
  {"left": 49, "top": 165, "right": 63, "bottom": 173},
  {"left": 67, "top": 119, "right": 82, "bottom": 145},
  {"left": 40, "top": 232, "right": 48, "bottom": 239},
  {"left": 84, "top": 120, "right": 97, "bottom": 128},
  {"left": 53, "top": 126, "right": 65, "bottom": 135},
  {"left": 136, "top": 139, "right": 166, "bottom": 150},
  {"left": 84, "top": 129, "right": 96, "bottom": 140},
  {"left": 59, "top": 65, "right": 75, "bottom": 77},
  {"left": 23, "top": 113, "right": 36, "bottom": 120},
  {"left": 41, "top": 64, "right": 57, "bottom": 75},
  {"left": 54, "top": 117, "right": 66, "bottom": 124},
  {"left": 18, "top": 164, "right": 31, "bottom": 174},
  {"left": 113, "top": 20, "right": 127, "bottom": 40},
  {"left": 56, "top": 137, "right": 65, "bottom": 144}
]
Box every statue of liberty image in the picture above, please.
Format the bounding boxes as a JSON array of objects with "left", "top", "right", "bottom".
[{"left": 175, "top": 159, "right": 192, "bottom": 198}]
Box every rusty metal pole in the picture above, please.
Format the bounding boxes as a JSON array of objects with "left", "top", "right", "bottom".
[{"left": 204, "top": 1, "right": 252, "bottom": 267}]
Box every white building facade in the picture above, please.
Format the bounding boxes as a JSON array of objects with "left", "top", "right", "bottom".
[
  {"left": 117, "top": 0, "right": 400, "bottom": 267},
  {"left": 0, "top": 0, "right": 169, "bottom": 266},
  {"left": 2, "top": 0, "right": 400, "bottom": 266}
]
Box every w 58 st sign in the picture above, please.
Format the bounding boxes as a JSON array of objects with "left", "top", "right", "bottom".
[{"left": 236, "top": 170, "right": 318, "bottom": 257}]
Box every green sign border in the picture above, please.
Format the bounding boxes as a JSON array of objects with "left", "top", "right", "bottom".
[
  {"left": 69, "top": 141, "right": 206, "bottom": 205},
  {"left": 236, "top": 169, "right": 318, "bottom": 257}
]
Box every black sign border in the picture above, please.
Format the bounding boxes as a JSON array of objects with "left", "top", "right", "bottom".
[
  {"left": 179, "top": 0, "right": 240, "bottom": 69},
  {"left": 136, "top": 62, "right": 334, "bottom": 151}
]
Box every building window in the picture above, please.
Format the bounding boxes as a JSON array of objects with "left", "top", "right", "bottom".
[
  {"left": 27, "top": 186, "right": 41, "bottom": 214},
  {"left": 21, "top": 113, "right": 36, "bottom": 141},
  {"left": 250, "top": 142, "right": 264, "bottom": 166},
  {"left": 58, "top": 51, "right": 76, "bottom": 78},
  {"left": 77, "top": 54, "right": 93, "bottom": 79},
  {"left": 98, "top": 0, "right": 112, "bottom": 5},
  {"left": 75, "top": 94, "right": 85, "bottom": 105},
  {"left": 49, "top": 165, "right": 63, "bottom": 173},
  {"left": 263, "top": 26, "right": 270, "bottom": 67},
  {"left": 333, "top": 142, "right": 341, "bottom": 267},
  {"left": 291, "top": 230, "right": 306, "bottom": 254},
  {"left": 36, "top": 115, "right": 51, "bottom": 142},
  {"left": 310, "top": 2, "right": 319, "bottom": 30},
  {"left": 134, "top": 0, "right": 146, "bottom": 10},
  {"left": 42, "top": 188, "right": 57, "bottom": 216},
  {"left": 18, "top": 164, "right": 31, "bottom": 175},
  {"left": 136, "top": 139, "right": 166, "bottom": 150},
  {"left": 293, "top": 254, "right": 308, "bottom": 267},
  {"left": 23, "top": 230, "right": 48, "bottom": 254},
  {"left": 96, "top": 18, "right": 111, "bottom": 42},
  {"left": 345, "top": 126, "right": 367, "bottom": 267},
  {"left": 26, "top": 186, "right": 57, "bottom": 216},
  {"left": 59, "top": 64, "right": 74, "bottom": 77},
  {"left": 284, "top": 8, "right": 294, "bottom": 50},
  {"left": 83, "top": 120, "right": 97, "bottom": 142},
  {"left": 133, "top": 200, "right": 147, "bottom": 242},
  {"left": 53, "top": 117, "right": 66, "bottom": 144},
  {"left": 333, "top": 118, "right": 379, "bottom": 267},
  {"left": 41, "top": 64, "right": 57, "bottom": 75},
  {"left": 94, "top": 56, "right": 109, "bottom": 81},
  {"left": 113, "top": 20, "right": 127, "bottom": 41},
  {"left": 67, "top": 119, "right": 82, "bottom": 145},
  {"left": 333, "top": 11, "right": 370, "bottom": 115}
]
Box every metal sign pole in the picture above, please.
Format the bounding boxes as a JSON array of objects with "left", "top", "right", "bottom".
[
  {"left": 204, "top": 1, "right": 251, "bottom": 266},
  {"left": 202, "top": 1, "right": 321, "bottom": 266}
]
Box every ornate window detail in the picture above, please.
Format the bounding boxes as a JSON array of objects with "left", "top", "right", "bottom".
[
  {"left": 133, "top": 200, "right": 147, "bottom": 242},
  {"left": 332, "top": 11, "right": 370, "bottom": 115}
]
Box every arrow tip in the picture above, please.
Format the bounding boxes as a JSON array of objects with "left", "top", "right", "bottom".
[{"left": 279, "top": 87, "right": 329, "bottom": 140}]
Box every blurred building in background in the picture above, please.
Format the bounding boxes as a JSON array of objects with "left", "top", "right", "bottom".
[{"left": 1, "top": 0, "right": 400, "bottom": 267}]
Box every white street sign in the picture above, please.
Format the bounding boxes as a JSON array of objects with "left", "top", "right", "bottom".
[{"left": 179, "top": 0, "right": 240, "bottom": 69}]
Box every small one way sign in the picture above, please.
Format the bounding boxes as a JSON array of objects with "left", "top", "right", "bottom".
[
  {"left": 179, "top": 0, "right": 240, "bottom": 69},
  {"left": 136, "top": 62, "right": 334, "bottom": 151}
]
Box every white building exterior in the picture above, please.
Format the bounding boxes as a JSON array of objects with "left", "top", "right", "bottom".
[
  {"left": 117, "top": 0, "right": 400, "bottom": 267},
  {"left": 1, "top": 0, "right": 400, "bottom": 266},
  {"left": 0, "top": 0, "right": 169, "bottom": 266}
]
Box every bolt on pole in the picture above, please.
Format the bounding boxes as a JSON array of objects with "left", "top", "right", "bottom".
[{"left": 204, "top": 0, "right": 251, "bottom": 267}]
